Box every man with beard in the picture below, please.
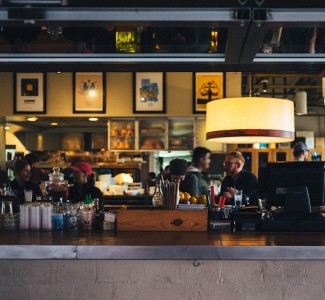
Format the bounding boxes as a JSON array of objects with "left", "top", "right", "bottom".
[{"left": 220, "top": 151, "right": 258, "bottom": 203}]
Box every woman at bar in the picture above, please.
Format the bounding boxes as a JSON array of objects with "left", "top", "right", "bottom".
[
  {"left": 68, "top": 162, "right": 103, "bottom": 203},
  {"left": 9, "top": 159, "right": 42, "bottom": 204}
]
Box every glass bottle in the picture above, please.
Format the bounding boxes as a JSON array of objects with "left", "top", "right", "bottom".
[
  {"left": 152, "top": 182, "right": 163, "bottom": 208},
  {"left": 93, "top": 198, "right": 103, "bottom": 231}
]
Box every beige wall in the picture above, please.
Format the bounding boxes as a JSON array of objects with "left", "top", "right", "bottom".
[
  {"left": 1, "top": 71, "right": 324, "bottom": 136},
  {"left": 1, "top": 72, "right": 194, "bottom": 118}
]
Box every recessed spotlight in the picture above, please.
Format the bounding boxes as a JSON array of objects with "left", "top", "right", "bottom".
[
  {"left": 27, "top": 117, "right": 38, "bottom": 122},
  {"left": 5, "top": 126, "right": 10, "bottom": 130},
  {"left": 88, "top": 117, "right": 98, "bottom": 122},
  {"left": 51, "top": 122, "right": 58, "bottom": 126}
]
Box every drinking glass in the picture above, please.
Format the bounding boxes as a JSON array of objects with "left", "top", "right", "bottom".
[
  {"left": 234, "top": 190, "right": 243, "bottom": 207},
  {"left": 24, "top": 190, "right": 33, "bottom": 203}
]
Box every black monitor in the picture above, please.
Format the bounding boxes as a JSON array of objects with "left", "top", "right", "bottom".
[{"left": 258, "top": 161, "right": 325, "bottom": 208}]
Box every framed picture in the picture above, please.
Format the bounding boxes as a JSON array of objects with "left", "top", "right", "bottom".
[
  {"left": 133, "top": 72, "right": 166, "bottom": 113},
  {"left": 73, "top": 72, "right": 106, "bottom": 113},
  {"left": 14, "top": 73, "right": 46, "bottom": 114},
  {"left": 193, "top": 72, "right": 224, "bottom": 113}
]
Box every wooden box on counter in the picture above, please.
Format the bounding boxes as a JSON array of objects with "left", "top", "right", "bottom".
[{"left": 117, "top": 209, "right": 208, "bottom": 231}]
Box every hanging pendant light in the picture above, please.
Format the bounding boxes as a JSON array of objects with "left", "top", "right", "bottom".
[
  {"left": 206, "top": 97, "right": 295, "bottom": 144},
  {"left": 295, "top": 91, "right": 307, "bottom": 115}
]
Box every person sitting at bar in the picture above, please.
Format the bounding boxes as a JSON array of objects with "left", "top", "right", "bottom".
[
  {"left": 23, "top": 153, "right": 44, "bottom": 185},
  {"left": 9, "top": 159, "right": 42, "bottom": 205},
  {"left": 68, "top": 162, "right": 103, "bottom": 204},
  {"left": 163, "top": 158, "right": 199, "bottom": 196},
  {"left": 220, "top": 151, "right": 258, "bottom": 203},
  {"left": 293, "top": 141, "right": 309, "bottom": 161},
  {"left": 187, "top": 147, "right": 211, "bottom": 197}
]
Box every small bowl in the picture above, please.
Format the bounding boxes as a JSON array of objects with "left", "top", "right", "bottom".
[
  {"left": 138, "top": 188, "right": 145, "bottom": 195},
  {"left": 124, "top": 189, "right": 139, "bottom": 196}
]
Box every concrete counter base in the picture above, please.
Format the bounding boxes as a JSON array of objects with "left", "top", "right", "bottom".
[
  {"left": 1, "top": 231, "right": 325, "bottom": 299},
  {"left": 1, "top": 259, "right": 325, "bottom": 300}
]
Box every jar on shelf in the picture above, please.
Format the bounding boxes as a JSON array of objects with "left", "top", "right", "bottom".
[{"left": 45, "top": 167, "right": 68, "bottom": 204}]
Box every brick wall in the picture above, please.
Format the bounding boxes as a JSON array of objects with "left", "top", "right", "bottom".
[{"left": 0, "top": 260, "right": 324, "bottom": 300}]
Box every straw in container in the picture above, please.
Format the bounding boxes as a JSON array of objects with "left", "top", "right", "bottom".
[{"left": 160, "top": 178, "right": 180, "bottom": 210}]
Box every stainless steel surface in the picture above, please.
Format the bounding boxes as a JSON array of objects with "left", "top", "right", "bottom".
[
  {"left": 0, "top": 7, "right": 239, "bottom": 23},
  {"left": 1, "top": 231, "right": 325, "bottom": 260},
  {"left": 0, "top": 54, "right": 225, "bottom": 63}
]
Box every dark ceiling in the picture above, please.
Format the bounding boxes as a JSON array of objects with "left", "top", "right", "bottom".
[{"left": 0, "top": 1, "right": 324, "bottom": 73}]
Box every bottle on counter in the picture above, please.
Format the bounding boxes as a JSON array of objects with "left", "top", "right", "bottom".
[
  {"left": 152, "top": 181, "right": 163, "bottom": 208},
  {"left": 93, "top": 197, "right": 104, "bottom": 231}
]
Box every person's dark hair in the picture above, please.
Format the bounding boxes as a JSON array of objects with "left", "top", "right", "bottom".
[
  {"left": 169, "top": 159, "right": 188, "bottom": 176},
  {"left": 293, "top": 142, "right": 309, "bottom": 157},
  {"left": 192, "top": 147, "right": 211, "bottom": 164},
  {"left": 13, "top": 159, "right": 30, "bottom": 176},
  {"left": 23, "top": 153, "right": 39, "bottom": 166}
]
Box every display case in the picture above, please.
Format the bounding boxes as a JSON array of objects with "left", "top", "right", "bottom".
[
  {"left": 108, "top": 119, "right": 137, "bottom": 151},
  {"left": 139, "top": 118, "right": 167, "bottom": 151},
  {"left": 168, "top": 118, "right": 194, "bottom": 150}
]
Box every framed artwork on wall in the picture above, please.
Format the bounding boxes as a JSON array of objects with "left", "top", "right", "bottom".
[
  {"left": 14, "top": 73, "right": 46, "bottom": 114},
  {"left": 193, "top": 72, "right": 224, "bottom": 114},
  {"left": 133, "top": 72, "right": 166, "bottom": 113},
  {"left": 73, "top": 72, "right": 106, "bottom": 113}
]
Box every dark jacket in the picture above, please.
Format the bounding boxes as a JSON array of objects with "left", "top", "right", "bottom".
[
  {"left": 163, "top": 173, "right": 199, "bottom": 196},
  {"left": 68, "top": 182, "right": 103, "bottom": 204},
  {"left": 220, "top": 169, "right": 258, "bottom": 198},
  {"left": 9, "top": 179, "right": 42, "bottom": 205}
]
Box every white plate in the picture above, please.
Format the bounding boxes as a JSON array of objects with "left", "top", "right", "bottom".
[{"left": 177, "top": 204, "right": 206, "bottom": 210}]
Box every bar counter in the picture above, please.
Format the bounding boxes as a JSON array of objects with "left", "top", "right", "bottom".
[{"left": 2, "top": 230, "right": 325, "bottom": 260}]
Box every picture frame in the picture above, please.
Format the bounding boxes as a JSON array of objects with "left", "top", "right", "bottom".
[
  {"left": 193, "top": 72, "right": 224, "bottom": 114},
  {"left": 14, "top": 72, "right": 46, "bottom": 114},
  {"left": 73, "top": 72, "right": 106, "bottom": 113},
  {"left": 133, "top": 72, "right": 166, "bottom": 113}
]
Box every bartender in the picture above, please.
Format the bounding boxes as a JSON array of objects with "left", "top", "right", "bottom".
[
  {"left": 68, "top": 162, "right": 103, "bottom": 203},
  {"left": 163, "top": 158, "right": 199, "bottom": 196},
  {"left": 220, "top": 151, "right": 258, "bottom": 203},
  {"left": 9, "top": 159, "right": 42, "bottom": 205}
]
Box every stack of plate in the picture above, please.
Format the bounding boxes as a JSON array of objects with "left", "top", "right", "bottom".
[{"left": 177, "top": 204, "right": 206, "bottom": 210}]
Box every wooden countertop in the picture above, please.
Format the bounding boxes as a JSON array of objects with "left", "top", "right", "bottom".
[{"left": 1, "top": 230, "right": 325, "bottom": 260}]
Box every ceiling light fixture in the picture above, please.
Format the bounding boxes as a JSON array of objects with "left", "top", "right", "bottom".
[
  {"left": 51, "top": 122, "right": 58, "bottom": 126},
  {"left": 295, "top": 91, "right": 307, "bottom": 115},
  {"left": 206, "top": 97, "right": 295, "bottom": 144},
  {"left": 88, "top": 117, "right": 98, "bottom": 122},
  {"left": 5, "top": 126, "right": 10, "bottom": 130},
  {"left": 27, "top": 117, "right": 38, "bottom": 122},
  {"left": 261, "top": 79, "right": 268, "bottom": 92}
]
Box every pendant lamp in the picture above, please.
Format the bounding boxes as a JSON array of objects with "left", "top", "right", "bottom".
[
  {"left": 206, "top": 97, "right": 295, "bottom": 144},
  {"left": 295, "top": 91, "right": 307, "bottom": 115}
]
